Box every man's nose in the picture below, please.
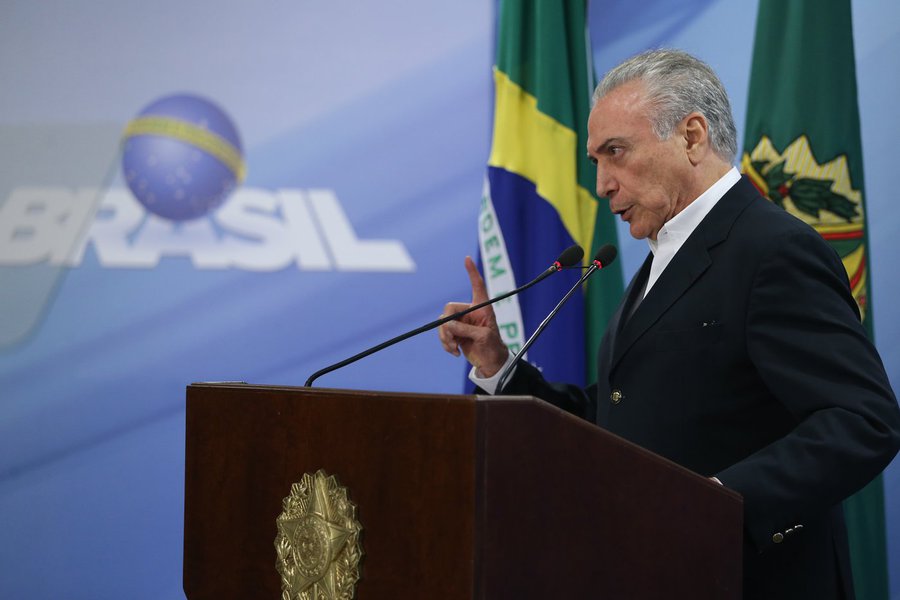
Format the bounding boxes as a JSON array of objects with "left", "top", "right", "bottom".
[{"left": 596, "top": 168, "right": 616, "bottom": 199}]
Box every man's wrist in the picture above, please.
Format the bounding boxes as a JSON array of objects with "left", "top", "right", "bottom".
[{"left": 469, "top": 350, "right": 516, "bottom": 394}]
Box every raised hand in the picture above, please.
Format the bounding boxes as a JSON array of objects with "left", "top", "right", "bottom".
[{"left": 437, "top": 256, "right": 510, "bottom": 377}]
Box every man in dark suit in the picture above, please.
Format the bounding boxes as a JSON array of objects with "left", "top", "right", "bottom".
[{"left": 438, "top": 49, "right": 900, "bottom": 599}]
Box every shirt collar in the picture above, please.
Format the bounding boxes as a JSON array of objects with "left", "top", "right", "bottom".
[{"left": 648, "top": 167, "right": 741, "bottom": 256}]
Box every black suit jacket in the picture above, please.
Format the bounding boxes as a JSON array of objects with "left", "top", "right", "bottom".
[{"left": 503, "top": 176, "right": 900, "bottom": 599}]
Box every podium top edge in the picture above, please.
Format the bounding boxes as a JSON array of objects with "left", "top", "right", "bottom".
[
  {"left": 188, "top": 381, "right": 479, "bottom": 400},
  {"left": 186, "top": 383, "right": 556, "bottom": 407}
]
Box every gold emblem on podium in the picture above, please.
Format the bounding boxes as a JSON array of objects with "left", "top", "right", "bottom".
[{"left": 275, "top": 470, "right": 363, "bottom": 599}]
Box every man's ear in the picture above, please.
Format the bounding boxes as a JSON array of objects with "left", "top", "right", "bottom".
[{"left": 683, "top": 112, "right": 709, "bottom": 165}]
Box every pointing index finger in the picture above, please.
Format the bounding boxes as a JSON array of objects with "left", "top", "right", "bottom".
[{"left": 464, "top": 256, "right": 489, "bottom": 305}]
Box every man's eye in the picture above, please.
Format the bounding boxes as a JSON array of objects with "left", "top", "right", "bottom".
[
  {"left": 608, "top": 146, "right": 622, "bottom": 156},
  {"left": 589, "top": 156, "right": 598, "bottom": 166}
]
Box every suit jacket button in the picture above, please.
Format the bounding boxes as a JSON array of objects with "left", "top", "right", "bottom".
[
  {"left": 610, "top": 389, "right": 624, "bottom": 404},
  {"left": 772, "top": 532, "right": 784, "bottom": 544}
]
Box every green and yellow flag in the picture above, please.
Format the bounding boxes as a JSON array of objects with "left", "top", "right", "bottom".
[
  {"left": 742, "top": 2, "right": 888, "bottom": 598},
  {"left": 479, "top": 0, "right": 623, "bottom": 388}
]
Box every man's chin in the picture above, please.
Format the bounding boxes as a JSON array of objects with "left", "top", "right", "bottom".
[{"left": 628, "top": 224, "right": 651, "bottom": 241}]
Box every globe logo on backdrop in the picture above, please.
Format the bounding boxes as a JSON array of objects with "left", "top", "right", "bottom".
[{"left": 121, "top": 93, "right": 246, "bottom": 221}]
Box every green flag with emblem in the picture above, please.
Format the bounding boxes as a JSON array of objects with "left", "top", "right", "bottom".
[{"left": 741, "top": 2, "right": 888, "bottom": 598}]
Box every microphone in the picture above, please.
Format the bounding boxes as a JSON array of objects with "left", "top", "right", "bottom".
[
  {"left": 494, "top": 244, "right": 618, "bottom": 393},
  {"left": 304, "top": 245, "right": 584, "bottom": 387}
]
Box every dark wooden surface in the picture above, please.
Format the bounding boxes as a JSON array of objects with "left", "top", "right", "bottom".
[
  {"left": 184, "top": 384, "right": 479, "bottom": 599},
  {"left": 476, "top": 396, "right": 743, "bottom": 599},
  {"left": 184, "top": 384, "right": 742, "bottom": 599}
]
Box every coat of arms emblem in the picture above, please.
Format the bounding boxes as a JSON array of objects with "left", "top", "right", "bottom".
[{"left": 275, "top": 470, "right": 363, "bottom": 600}]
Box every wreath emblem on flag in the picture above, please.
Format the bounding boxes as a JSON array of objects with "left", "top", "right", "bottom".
[{"left": 742, "top": 135, "right": 868, "bottom": 320}]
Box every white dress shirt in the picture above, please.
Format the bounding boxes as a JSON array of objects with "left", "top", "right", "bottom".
[
  {"left": 470, "top": 167, "right": 742, "bottom": 394},
  {"left": 644, "top": 167, "right": 741, "bottom": 297}
]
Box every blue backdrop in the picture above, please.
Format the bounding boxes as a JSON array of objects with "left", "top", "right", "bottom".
[{"left": 1, "top": 2, "right": 897, "bottom": 598}]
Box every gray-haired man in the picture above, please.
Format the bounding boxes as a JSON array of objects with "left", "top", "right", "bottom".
[{"left": 439, "top": 49, "right": 900, "bottom": 599}]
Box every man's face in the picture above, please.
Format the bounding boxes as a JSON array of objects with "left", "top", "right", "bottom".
[{"left": 587, "top": 80, "right": 693, "bottom": 241}]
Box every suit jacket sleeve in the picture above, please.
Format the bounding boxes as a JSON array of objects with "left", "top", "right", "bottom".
[
  {"left": 715, "top": 227, "right": 900, "bottom": 551},
  {"left": 488, "top": 360, "right": 598, "bottom": 424}
]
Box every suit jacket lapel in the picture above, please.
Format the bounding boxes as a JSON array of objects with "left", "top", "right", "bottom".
[
  {"left": 609, "top": 176, "right": 759, "bottom": 373},
  {"left": 598, "top": 253, "right": 652, "bottom": 377},
  {"left": 616, "top": 253, "right": 653, "bottom": 336},
  {"left": 610, "top": 236, "right": 712, "bottom": 370}
]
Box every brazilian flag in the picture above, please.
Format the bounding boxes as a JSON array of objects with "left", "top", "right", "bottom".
[
  {"left": 478, "top": 0, "right": 623, "bottom": 387},
  {"left": 742, "top": 2, "right": 888, "bottom": 598}
]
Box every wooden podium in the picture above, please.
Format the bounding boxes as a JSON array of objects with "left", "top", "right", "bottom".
[{"left": 184, "top": 383, "right": 742, "bottom": 599}]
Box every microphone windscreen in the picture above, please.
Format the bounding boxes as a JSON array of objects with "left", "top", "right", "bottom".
[
  {"left": 556, "top": 245, "right": 584, "bottom": 268},
  {"left": 593, "top": 244, "right": 617, "bottom": 267}
]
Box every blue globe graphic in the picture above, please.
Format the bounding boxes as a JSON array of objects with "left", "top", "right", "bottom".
[{"left": 121, "top": 94, "right": 245, "bottom": 221}]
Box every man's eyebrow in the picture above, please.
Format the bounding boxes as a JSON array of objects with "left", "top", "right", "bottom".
[{"left": 588, "top": 137, "right": 624, "bottom": 156}]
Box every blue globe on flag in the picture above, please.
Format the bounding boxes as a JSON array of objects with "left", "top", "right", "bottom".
[{"left": 121, "top": 93, "right": 246, "bottom": 221}]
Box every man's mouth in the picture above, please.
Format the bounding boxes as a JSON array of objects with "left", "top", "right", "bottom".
[{"left": 614, "top": 206, "right": 632, "bottom": 221}]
